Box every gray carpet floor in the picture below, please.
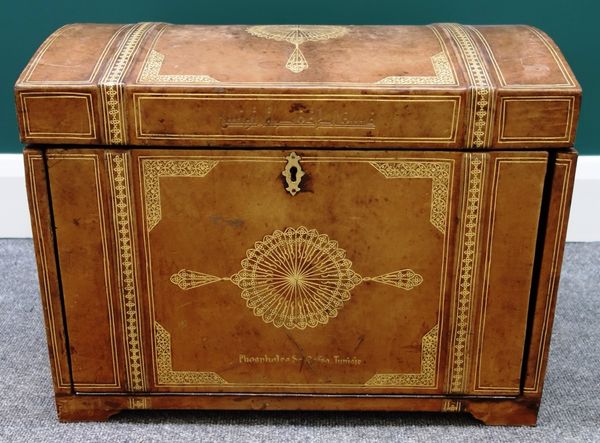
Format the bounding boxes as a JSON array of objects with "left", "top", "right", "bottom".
[{"left": 0, "top": 239, "right": 598, "bottom": 442}]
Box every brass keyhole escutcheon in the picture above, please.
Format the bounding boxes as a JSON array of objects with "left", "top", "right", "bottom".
[{"left": 282, "top": 152, "right": 305, "bottom": 196}]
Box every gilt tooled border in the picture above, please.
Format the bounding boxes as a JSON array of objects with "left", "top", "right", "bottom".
[
  {"left": 369, "top": 160, "right": 451, "bottom": 233},
  {"left": 26, "top": 154, "right": 71, "bottom": 390},
  {"left": 524, "top": 157, "right": 574, "bottom": 393},
  {"left": 447, "top": 153, "right": 486, "bottom": 394},
  {"left": 468, "top": 25, "right": 576, "bottom": 89},
  {"left": 108, "top": 153, "right": 147, "bottom": 391},
  {"left": 19, "top": 24, "right": 127, "bottom": 85},
  {"left": 155, "top": 322, "right": 228, "bottom": 386},
  {"left": 100, "top": 23, "right": 155, "bottom": 145},
  {"left": 140, "top": 49, "right": 455, "bottom": 87},
  {"left": 142, "top": 159, "right": 219, "bottom": 231},
  {"left": 20, "top": 92, "right": 96, "bottom": 140},
  {"left": 45, "top": 154, "right": 122, "bottom": 390},
  {"left": 137, "top": 24, "right": 457, "bottom": 87},
  {"left": 142, "top": 155, "right": 450, "bottom": 390},
  {"left": 154, "top": 320, "right": 438, "bottom": 388},
  {"left": 442, "top": 24, "right": 494, "bottom": 148},
  {"left": 365, "top": 324, "right": 439, "bottom": 387}
]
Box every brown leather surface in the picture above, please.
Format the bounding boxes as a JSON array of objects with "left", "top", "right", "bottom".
[
  {"left": 523, "top": 150, "right": 577, "bottom": 394},
  {"left": 24, "top": 145, "right": 577, "bottom": 424},
  {"left": 53, "top": 393, "right": 539, "bottom": 425},
  {"left": 469, "top": 152, "right": 547, "bottom": 395},
  {"left": 15, "top": 23, "right": 580, "bottom": 148},
  {"left": 45, "top": 151, "right": 126, "bottom": 392},
  {"left": 33, "top": 147, "right": 560, "bottom": 398},
  {"left": 23, "top": 148, "right": 72, "bottom": 394},
  {"left": 129, "top": 149, "right": 460, "bottom": 395},
  {"left": 20, "top": 24, "right": 580, "bottom": 417}
]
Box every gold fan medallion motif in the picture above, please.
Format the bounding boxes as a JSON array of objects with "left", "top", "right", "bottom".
[
  {"left": 231, "top": 227, "right": 361, "bottom": 329},
  {"left": 246, "top": 25, "right": 349, "bottom": 73},
  {"left": 170, "top": 226, "right": 424, "bottom": 330}
]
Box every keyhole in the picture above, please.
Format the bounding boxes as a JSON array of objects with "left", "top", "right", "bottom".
[{"left": 290, "top": 166, "right": 298, "bottom": 182}]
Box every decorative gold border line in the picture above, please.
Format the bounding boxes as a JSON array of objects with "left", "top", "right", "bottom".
[
  {"left": 473, "top": 157, "right": 547, "bottom": 394},
  {"left": 365, "top": 324, "right": 439, "bottom": 387},
  {"left": 139, "top": 50, "right": 455, "bottom": 87},
  {"left": 526, "top": 27, "right": 577, "bottom": 87},
  {"left": 18, "top": 25, "right": 70, "bottom": 83},
  {"left": 20, "top": 92, "right": 96, "bottom": 139},
  {"left": 140, "top": 50, "right": 219, "bottom": 83},
  {"left": 142, "top": 157, "right": 451, "bottom": 233},
  {"left": 370, "top": 160, "right": 451, "bottom": 233},
  {"left": 497, "top": 96, "right": 575, "bottom": 144},
  {"left": 448, "top": 153, "right": 485, "bottom": 394},
  {"left": 468, "top": 25, "right": 576, "bottom": 89},
  {"left": 155, "top": 322, "right": 228, "bottom": 385},
  {"left": 100, "top": 22, "right": 154, "bottom": 145},
  {"left": 107, "top": 152, "right": 146, "bottom": 391},
  {"left": 140, "top": 154, "right": 452, "bottom": 390},
  {"left": 376, "top": 52, "right": 455, "bottom": 85},
  {"left": 442, "top": 24, "right": 494, "bottom": 148},
  {"left": 20, "top": 24, "right": 128, "bottom": 85},
  {"left": 142, "top": 158, "right": 219, "bottom": 231},
  {"left": 26, "top": 154, "right": 70, "bottom": 389},
  {"left": 154, "top": 321, "right": 438, "bottom": 388},
  {"left": 133, "top": 93, "right": 461, "bottom": 143},
  {"left": 524, "top": 158, "right": 573, "bottom": 393},
  {"left": 136, "top": 24, "right": 458, "bottom": 87},
  {"left": 45, "top": 154, "right": 121, "bottom": 389}
]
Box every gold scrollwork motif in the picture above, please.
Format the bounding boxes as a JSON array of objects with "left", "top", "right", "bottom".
[
  {"left": 170, "top": 226, "right": 423, "bottom": 330},
  {"left": 140, "top": 50, "right": 220, "bottom": 84},
  {"left": 108, "top": 153, "right": 146, "bottom": 391},
  {"left": 370, "top": 161, "right": 451, "bottom": 233},
  {"left": 376, "top": 52, "right": 455, "bottom": 85},
  {"left": 448, "top": 153, "right": 485, "bottom": 394},
  {"left": 442, "top": 24, "right": 493, "bottom": 148},
  {"left": 155, "top": 322, "right": 228, "bottom": 385},
  {"left": 365, "top": 324, "right": 438, "bottom": 387},
  {"left": 247, "top": 25, "right": 349, "bottom": 73},
  {"left": 142, "top": 159, "right": 219, "bottom": 231}
]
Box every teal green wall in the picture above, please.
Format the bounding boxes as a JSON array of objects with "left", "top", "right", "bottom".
[{"left": 1, "top": 0, "right": 597, "bottom": 154}]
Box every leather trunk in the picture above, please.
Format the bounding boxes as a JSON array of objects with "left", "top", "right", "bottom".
[{"left": 17, "top": 23, "right": 580, "bottom": 425}]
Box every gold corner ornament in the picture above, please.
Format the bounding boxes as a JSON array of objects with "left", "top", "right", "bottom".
[
  {"left": 246, "top": 25, "right": 349, "bottom": 73},
  {"left": 376, "top": 52, "right": 455, "bottom": 85},
  {"left": 365, "top": 324, "right": 438, "bottom": 387},
  {"left": 169, "top": 226, "right": 423, "bottom": 330},
  {"left": 282, "top": 152, "right": 305, "bottom": 196},
  {"left": 154, "top": 321, "right": 228, "bottom": 385},
  {"left": 370, "top": 160, "right": 451, "bottom": 234},
  {"left": 142, "top": 159, "right": 219, "bottom": 231},
  {"left": 140, "top": 50, "right": 220, "bottom": 84}
]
